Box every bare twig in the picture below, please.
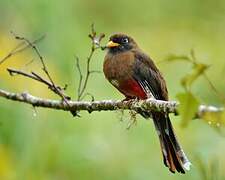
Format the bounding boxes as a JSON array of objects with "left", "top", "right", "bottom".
[
  {"left": 75, "top": 56, "right": 83, "bottom": 99},
  {"left": 0, "top": 89, "right": 223, "bottom": 119},
  {"left": 10, "top": 32, "right": 56, "bottom": 89},
  {"left": 81, "top": 92, "right": 95, "bottom": 102},
  {"left": 190, "top": 50, "right": 225, "bottom": 102},
  {"left": 8, "top": 32, "right": 78, "bottom": 115},
  {"left": 0, "top": 34, "right": 45, "bottom": 65},
  {"left": 7, "top": 68, "right": 71, "bottom": 100},
  {"left": 202, "top": 73, "right": 225, "bottom": 103},
  {"left": 76, "top": 24, "right": 105, "bottom": 101},
  {"left": 89, "top": 70, "right": 102, "bottom": 74}
]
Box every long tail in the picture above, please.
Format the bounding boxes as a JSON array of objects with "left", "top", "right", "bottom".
[{"left": 152, "top": 112, "right": 191, "bottom": 173}]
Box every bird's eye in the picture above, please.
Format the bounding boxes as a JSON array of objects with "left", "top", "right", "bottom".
[{"left": 122, "top": 38, "right": 129, "bottom": 44}]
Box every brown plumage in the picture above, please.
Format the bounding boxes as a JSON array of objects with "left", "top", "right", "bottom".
[{"left": 103, "top": 33, "right": 191, "bottom": 173}]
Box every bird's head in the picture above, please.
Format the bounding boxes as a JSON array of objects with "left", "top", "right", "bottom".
[{"left": 106, "top": 33, "right": 138, "bottom": 53}]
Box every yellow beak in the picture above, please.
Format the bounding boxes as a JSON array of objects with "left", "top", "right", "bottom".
[{"left": 106, "top": 41, "right": 120, "bottom": 48}]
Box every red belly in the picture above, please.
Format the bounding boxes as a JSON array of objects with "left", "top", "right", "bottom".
[{"left": 118, "top": 79, "right": 147, "bottom": 99}]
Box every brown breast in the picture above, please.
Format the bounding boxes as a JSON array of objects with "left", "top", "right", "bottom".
[{"left": 103, "top": 51, "right": 135, "bottom": 82}]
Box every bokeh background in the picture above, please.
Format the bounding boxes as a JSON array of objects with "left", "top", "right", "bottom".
[{"left": 0, "top": 0, "right": 225, "bottom": 179}]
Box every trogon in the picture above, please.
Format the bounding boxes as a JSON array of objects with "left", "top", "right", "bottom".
[{"left": 103, "top": 33, "right": 191, "bottom": 173}]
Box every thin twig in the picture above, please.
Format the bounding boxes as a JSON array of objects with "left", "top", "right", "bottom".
[
  {"left": 191, "top": 50, "right": 225, "bottom": 102},
  {"left": 10, "top": 32, "right": 54, "bottom": 86},
  {"left": 78, "top": 44, "right": 95, "bottom": 100},
  {"left": 81, "top": 92, "right": 95, "bottom": 102},
  {"left": 202, "top": 73, "right": 225, "bottom": 103},
  {"left": 89, "top": 70, "right": 102, "bottom": 74},
  {"left": 7, "top": 68, "right": 71, "bottom": 100},
  {"left": 8, "top": 68, "right": 40, "bottom": 81},
  {"left": 76, "top": 24, "right": 105, "bottom": 101},
  {"left": 9, "top": 32, "right": 73, "bottom": 105},
  {"left": 7, "top": 32, "right": 78, "bottom": 115},
  {"left": 75, "top": 56, "right": 83, "bottom": 100},
  {"left": 0, "top": 34, "right": 45, "bottom": 65}
]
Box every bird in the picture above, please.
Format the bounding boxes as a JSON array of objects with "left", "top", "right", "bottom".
[{"left": 103, "top": 33, "right": 191, "bottom": 173}]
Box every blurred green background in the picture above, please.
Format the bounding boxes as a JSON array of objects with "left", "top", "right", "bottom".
[{"left": 0, "top": 0, "right": 225, "bottom": 179}]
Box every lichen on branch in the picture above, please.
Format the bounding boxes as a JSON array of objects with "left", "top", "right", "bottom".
[{"left": 0, "top": 89, "right": 223, "bottom": 119}]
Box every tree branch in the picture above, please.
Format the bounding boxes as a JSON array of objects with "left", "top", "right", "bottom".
[{"left": 0, "top": 89, "right": 223, "bottom": 118}]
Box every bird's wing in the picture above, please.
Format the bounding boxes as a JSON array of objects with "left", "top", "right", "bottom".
[
  {"left": 132, "top": 50, "right": 168, "bottom": 100},
  {"left": 132, "top": 51, "right": 190, "bottom": 173}
]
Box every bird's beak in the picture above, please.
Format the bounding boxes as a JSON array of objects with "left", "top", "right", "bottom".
[{"left": 106, "top": 41, "right": 120, "bottom": 48}]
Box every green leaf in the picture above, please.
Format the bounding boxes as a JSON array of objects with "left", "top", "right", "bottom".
[
  {"left": 181, "top": 63, "right": 209, "bottom": 89},
  {"left": 177, "top": 92, "right": 200, "bottom": 127}
]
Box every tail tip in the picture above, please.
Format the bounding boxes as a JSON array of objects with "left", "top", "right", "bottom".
[{"left": 183, "top": 161, "right": 192, "bottom": 171}]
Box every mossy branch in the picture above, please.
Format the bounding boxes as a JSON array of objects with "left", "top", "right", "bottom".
[{"left": 0, "top": 89, "right": 223, "bottom": 119}]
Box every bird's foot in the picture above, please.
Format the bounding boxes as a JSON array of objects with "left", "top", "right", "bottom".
[
  {"left": 122, "top": 97, "right": 139, "bottom": 104},
  {"left": 122, "top": 96, "right": 133, "bottom": 102}
]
